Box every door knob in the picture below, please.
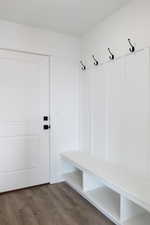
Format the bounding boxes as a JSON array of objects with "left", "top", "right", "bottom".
[{"left": 43, "top": 124, "right": 51, "bottom": 130}]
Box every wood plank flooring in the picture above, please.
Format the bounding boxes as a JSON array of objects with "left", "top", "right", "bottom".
[{"left": 0, "top": 182, "right": 114, "bottom": 225}]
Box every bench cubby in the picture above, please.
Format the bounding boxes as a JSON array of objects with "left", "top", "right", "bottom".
[
  {"left": 121, "top": 197, "right": 150, "bottom": 225},
  {"left": 64, "top": 169, "right": 83, "bottom": 192}
]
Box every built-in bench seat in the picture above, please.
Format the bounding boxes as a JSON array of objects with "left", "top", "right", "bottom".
[{"left": 61, "top": 151, "right": 150, "bottom": 225}]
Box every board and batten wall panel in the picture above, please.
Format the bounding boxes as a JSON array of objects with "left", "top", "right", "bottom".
[
  {"left": 105, "top": 58, "right": 124, "bottom": 161},
  {"left": 78, "top": 70, "right": 91, "bottom": 153},
  {"left": 82, "top": 47, "right": 150, "bottom": 176},
  {"left": 80, "top": 0, "right": 150, "bottom": 176},
  {"left": 88, "top": 66, "right": 107, "bottom": 159},
  {"left": 106, "top": 49, "right": 150, "bottom": 176},
  {"left": 119, "top": 49, "right": 150, "bottom": 175}
]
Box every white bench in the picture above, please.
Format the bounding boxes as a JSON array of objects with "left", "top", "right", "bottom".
[{"left": 61, "top": 151, "right": 150, "bottom": 225}]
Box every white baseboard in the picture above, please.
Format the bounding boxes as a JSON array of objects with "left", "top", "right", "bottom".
[{"left": 50, "top": 175, "right": 65, "bottom": 184}]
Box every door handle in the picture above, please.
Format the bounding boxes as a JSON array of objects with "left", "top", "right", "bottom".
[
  {"left": 43, "top": 124, "right": 51, "bottom": 130},
  {"left": 43, "top": 116, "right": 48, "bottom": 121}
]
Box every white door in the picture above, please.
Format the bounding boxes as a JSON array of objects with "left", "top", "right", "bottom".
[{"left": 0, "top": 50, "right": 50, "bottom": 192}]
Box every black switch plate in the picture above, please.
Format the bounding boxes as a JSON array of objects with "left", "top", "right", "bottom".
[{"left": 43, "top": 116, "right": 48, "bottom": 121}]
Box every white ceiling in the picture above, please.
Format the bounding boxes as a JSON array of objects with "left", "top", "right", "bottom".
[{"left": 0, "top": 0, "right": 130, "bottom": 36}]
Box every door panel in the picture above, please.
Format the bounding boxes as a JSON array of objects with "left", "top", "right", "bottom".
[
  {"left": 0, "top": 137, "right": 39, "bottom": 172},
  {"left": 0, "top": 50, "right": 50, "bottom": 192}
]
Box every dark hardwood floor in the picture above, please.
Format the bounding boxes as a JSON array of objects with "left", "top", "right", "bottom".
[{"left": 0, "top": 182, "right": 114, "bottom": 225}]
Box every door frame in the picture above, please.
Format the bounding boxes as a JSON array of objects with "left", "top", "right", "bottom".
[{"left": 0, "top": 47, "right": 52, "bottom": 184}]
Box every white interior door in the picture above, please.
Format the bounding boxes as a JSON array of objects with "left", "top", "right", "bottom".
[{"left": 0, "top": 50, "right": 50, "bottom": 192}]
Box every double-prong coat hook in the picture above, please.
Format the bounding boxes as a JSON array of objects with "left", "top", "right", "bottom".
[
  {"left": 80, "top": 61, "right": 86, "bottom": 71},
  {"left": 108, "top": 48, "right": 114, "bottom": 60},
  {"left": 128, "top": 38, "right": 135, "bottom": 53},
  {"left": 92, "top": 55, "right": 99, "bottom": 66}
]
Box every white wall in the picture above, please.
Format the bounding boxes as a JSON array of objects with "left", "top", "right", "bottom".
[
  {"left": 80, "top": 0, "right": 150, "bottom": 173},
  {"left": 81, "top": 0, "right": 150, "bottom": 62},
  {"left": 0, "top": 20, "right": 80, "bottom": 58},
  {"left": 0, "top": 19, "right": 80, "bottom": 183}
]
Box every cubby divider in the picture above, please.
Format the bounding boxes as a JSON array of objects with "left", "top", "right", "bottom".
[
  {"left": 83, "top": 171, "right": 103, "bottom": 192},
  {"left": 63, "top": 169, "right": 83, "bottom": 192},
  {"left": 86, "top": 186, "right": 120, "bottom": 221}
]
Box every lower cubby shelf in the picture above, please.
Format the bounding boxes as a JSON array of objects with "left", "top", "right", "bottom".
[
  {"left": 121, "top": 198, "right": 150, "bottom": 225},
  {"left": 123, "top": 213, "right": 150, "bottom": 225},
  {"left": 86, "top": 186, "right": 120, "bottom": 222},
  {"left": 64, "top": 170, "right": 120, "bottom": 224}
]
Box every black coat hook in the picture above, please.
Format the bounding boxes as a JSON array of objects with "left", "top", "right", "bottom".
[
  {"left": 80, "top": 61, "right": 86, "bottom": 71},
  {"left": 108, "top": 48, "right": 114, "bottom": 60},
  {"left": 128, "top": 38, "right": 135, "bottom": 53},
  {"left": 92, "top": 55, "right": 99, "bottom": 66}
]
